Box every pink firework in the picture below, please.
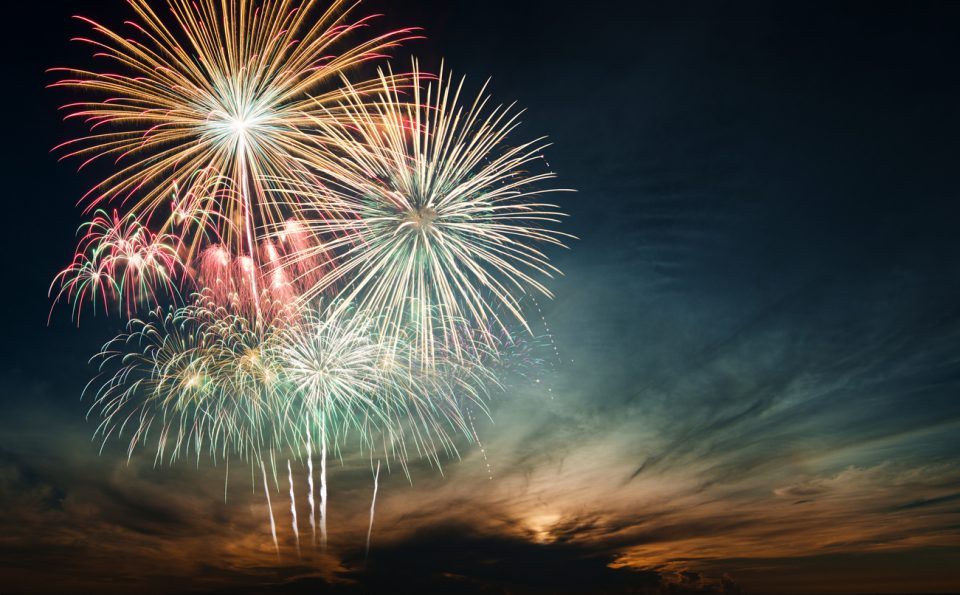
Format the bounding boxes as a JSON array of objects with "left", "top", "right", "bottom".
[{"left": 50, "top": 209, "right": 184, "bottom": 321}]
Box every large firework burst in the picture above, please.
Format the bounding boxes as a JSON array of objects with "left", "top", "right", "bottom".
[
  {"left": 272, "top": 62, "right": 573, "bottom": 361},
  {"left": 51, "top": 0, "right": 417, "bottom": 268}
]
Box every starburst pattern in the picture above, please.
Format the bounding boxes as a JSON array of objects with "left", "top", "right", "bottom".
[
  {"left": 52, "top": 0, "right": 417, "bottom": 267},
  {"left": 272, "top": 62, "right": 573, "bottom": 361}
]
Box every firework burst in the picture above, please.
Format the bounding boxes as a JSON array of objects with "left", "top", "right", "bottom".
[
  {"left": 271, "top": 303, "right": 495, "bottom": 548},
  {"left": 50, "top": 209, "right": 183, "bottom": 321},
  {"left": 271, "top": 62, "right": 573, "bottom": 361},
  {"left": 51, "top": 0, "right": 418, "bottom": 269},
  {"left": 88, "top": 299, "right": 285, "bottom": 466}
]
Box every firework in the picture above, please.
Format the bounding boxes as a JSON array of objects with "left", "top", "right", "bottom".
[
  {"left": 270, "top": 304, "right": 497, "bottom": 546},
  {"left": 89, "top": 289, "right": 496, "bottom": 543},
  {"left": 271, "top": 305, "right": 387, "bottom": 549},
  {"left": 270, "top": 62, "right": 573, "bottom": 362},
  {"left": 89, "top": 298, "right": 285, "bottom": 466},
  {"left": 50, "top": 0, "right": 573, "bottom": 559},
  {"left": 51, "top": 0, "right": 418, "bottom": 269},
  {"left": 50, "top": 209, "right": 183, "bottom": 321}
]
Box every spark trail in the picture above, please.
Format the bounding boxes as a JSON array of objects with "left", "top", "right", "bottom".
[
  {"left": 306, "top": 427, "right": 317, "bottom": 547},
  {"left": 261, "top": 462, "right": 279, "bottom": 556},
  {"left": 320, "top": 423, "right": 328, "bottom": 551},
  {"left": 48, "top": 0, "right": 572, "bottom": 564},
  {"left": 365, "top": 460, "right": 381, "bottom": 560},
  {"left": 287, "top": 460, "right": 301, "bottom": 557}
]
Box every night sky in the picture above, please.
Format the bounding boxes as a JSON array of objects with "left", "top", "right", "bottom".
[{"left": 2, "top": 1, "right": 960, "bottom": 594}]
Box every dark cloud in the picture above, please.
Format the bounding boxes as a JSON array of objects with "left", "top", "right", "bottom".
[{"left": 193, "top": 523, "right": 741, "bottom": 595}]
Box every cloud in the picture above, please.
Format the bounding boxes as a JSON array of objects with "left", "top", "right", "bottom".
[
  {"left": 203, "top": 523, "right": 742, "bottom": 595},
  {"left": 0, "top": 416, "right": 747, "bottom": 594},
  {"left": 5, "top": 242, "right": 960, "bottom": 594}
]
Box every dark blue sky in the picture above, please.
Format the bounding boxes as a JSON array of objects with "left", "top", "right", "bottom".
[{"left": 1, "top": 2, "right": 959, "bottom": 593}]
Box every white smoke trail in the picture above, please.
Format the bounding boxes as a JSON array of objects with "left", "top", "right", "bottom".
[
  {"left": 261, "top": 461, "right": 279, "bottom": 556},
  {"left": 306, "top": 427, "right": 316, "bottom": 546},
  {"left": 365, "top": 460, "right": 381, "bottom": 561},
  {"left": 287, "top": 460, "right": 301, "bottom": 558}
]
